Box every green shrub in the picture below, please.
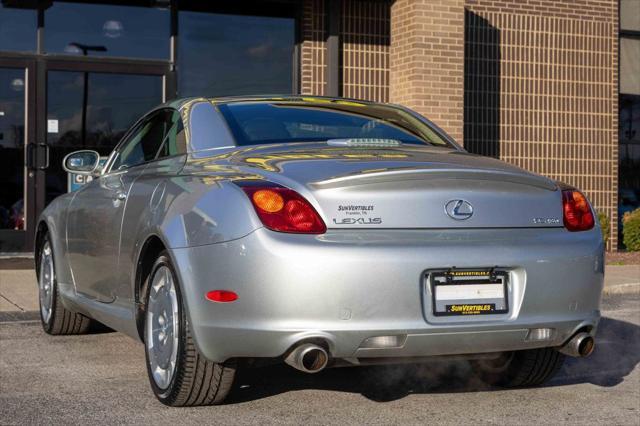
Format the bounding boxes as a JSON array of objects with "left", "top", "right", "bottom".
[
  {"left": 623, "top": 208, "right": 640, "bottom": 251},
  {"left": 597, "top": 212, "right": 610, "bottom": 245}
]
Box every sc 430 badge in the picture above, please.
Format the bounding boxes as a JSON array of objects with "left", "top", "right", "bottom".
[{"left": 532, "top": 217, "right": 561, "bottom": 225}]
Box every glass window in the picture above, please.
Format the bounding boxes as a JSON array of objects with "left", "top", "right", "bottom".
[
  {"left": 45, "top": 2, "right": 169, "bottom": 59},
  {"left": 621, "top": 37, "right": 640, "bottom": 96},
  {"left": 619, "top": 94, "right": 640, "bottom": 219},
  {"left": 113, "top": 110, "right": 172, "bottom": 170},
  {"left": 621, "top": 0, "right": 640, "bottom": 32},
  {"left": 156, "top": 111, "right": 187, "bottom": 158},
  {"left": 0, "top": 67, "right": 26, "bottom": 230},
  {"left": 0, "top": 4, "right": 36, "bottom": 52},
  {"left": 47, "top": 71, "right": 162, "bottom": 155},
  {"left": 178, "top": 12, "right": 295, "bottom": 97},
  {"left": 217, "top": 101, "right": 453, "bottom": 148},
  {"left": 46, "top": 71, "right": 162, "bottom": 201}
]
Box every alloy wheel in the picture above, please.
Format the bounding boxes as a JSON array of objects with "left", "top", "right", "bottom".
[
  {"left": 145, "top": 265, "right": 180, "bottom": 390},
  {"left": 38, "top": 241, "right": 55, "bottom": 324}
]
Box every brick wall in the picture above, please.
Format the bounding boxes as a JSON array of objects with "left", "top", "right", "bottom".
[
  {"left": 342, "top": 0, "right": 390, "bottom": 102},
  {"left": 465, "top": 0, "right": 619, "bottom": 248},
  {"left": 465, "top": 0, "right": 616, "bottom": 21},
  {"left": 389, "top": 0, "right": 465, "bottom": 143},
  {"left": 300, "top": 0, "right": 327, "bottom": 96}
]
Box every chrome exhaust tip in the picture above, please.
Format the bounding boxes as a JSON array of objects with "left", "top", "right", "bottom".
[
  {"left": 284, "top": 343, "right": 329, "bottom": 373},
  {"left": 559, "top": 332, "right": 595, "bottom": 357}
]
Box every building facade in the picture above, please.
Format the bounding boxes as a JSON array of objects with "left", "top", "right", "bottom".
[{"left": 0, "top": 0, "right": 636, "bottom": 252}]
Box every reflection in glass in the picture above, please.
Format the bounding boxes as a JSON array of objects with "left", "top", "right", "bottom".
[
  {"left": 178, "top": 12, "right": 295, "bottom": 97},
  {"left": 0, "top": 5, "right": 36, "bottom": 52},
  {"left": 217, "top": 102, "right": 452, "bottom": 147},
  {"left": 620, "top": 0, "right": 640, "bottom": 32},
  {"left": 619, "top": 94, "right": 640, "bottom": 238},
  {"left": 0, "top": 68, "right": 26, "bottom": 230},
  {"left": 46, "top": 71, "right": 162, "bottom": 202},
  {"left": 45, "top": 2, "right": 169, "bottom": 59},
  {"left": 620, "top": 37, "right": 640, "bottom": 96}
]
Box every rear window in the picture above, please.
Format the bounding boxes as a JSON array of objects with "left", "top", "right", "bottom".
[{"left": 217, "top": 101, "right": 452, "bottom": 147}]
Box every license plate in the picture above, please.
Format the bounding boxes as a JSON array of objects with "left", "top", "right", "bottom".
[{"left": 430, "top": 269, "right": 509, "bottom": 316}]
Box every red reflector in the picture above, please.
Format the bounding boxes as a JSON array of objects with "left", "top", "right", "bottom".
[
  {"left": 205, "top": 290, "right": 238, "bottom": 303},
  {"left": 237, "top": 184, "right": 327, "bottom": 234},
  {"left": 562, "top": 190, "right": 595, "bottom": 232}
]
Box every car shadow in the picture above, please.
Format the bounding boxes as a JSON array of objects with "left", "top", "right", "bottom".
[
  {"left": 87, "top": 320, "right": 115, "bottom": 334},
  {"left": 549, "top": 316, "right": 640, "bottom": 387},
  {"left": 227, "top": 316, "right": 640, "bottom": 404}
]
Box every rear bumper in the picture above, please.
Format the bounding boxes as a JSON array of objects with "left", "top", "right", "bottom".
[{"left": 170, "top": 227, "right": 604, "bottom": 363}]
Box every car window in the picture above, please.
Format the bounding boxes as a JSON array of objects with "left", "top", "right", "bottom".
[
  {"left": 217, "top": 101, "right": 453, "bottom": 148},
  {"left": 156, "top": 110, "right": 187, "bottom": 159},
  {"left": 111, "top": 110, "right": 173, "bottom": 170}
]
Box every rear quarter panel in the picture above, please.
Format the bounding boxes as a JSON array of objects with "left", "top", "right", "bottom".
[{"left": 118, "top": 156, "right": 262, "bottom": 304}]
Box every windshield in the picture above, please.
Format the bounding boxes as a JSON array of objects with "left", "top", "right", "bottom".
[{"left": 217, "top": 100, "right": 453, "bottom": 148}]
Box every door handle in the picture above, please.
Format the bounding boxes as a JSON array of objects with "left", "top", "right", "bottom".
[
  {"left": 37, "top": 143, "right": 49, "bottom": 170},
  {"left": 26, "top": 143, "right": 49, "bottom": 170}
]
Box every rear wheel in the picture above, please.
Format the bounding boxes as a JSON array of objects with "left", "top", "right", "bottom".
[
  {"left": 471, "top": 348, "right": 565, "bottom": 387},
  {"left": 144, "top": 252, "right": 236, "bottom": 406},
  {"left": 38, "top": 234, "right": 93, "bottom": 335}
]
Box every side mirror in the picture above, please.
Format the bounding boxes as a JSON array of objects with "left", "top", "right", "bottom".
[{"left": 62, "top": 150, "right": 100, "bottom": 175}]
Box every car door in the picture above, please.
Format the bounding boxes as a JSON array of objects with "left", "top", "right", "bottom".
[{"left": 66, "top": 110, "right": 171, "bottom": 302}]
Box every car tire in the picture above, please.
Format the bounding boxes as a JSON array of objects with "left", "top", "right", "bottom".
[
  {"left": 471, "top": 348, "right": 565, "bottom": 387},
  {"left": 37, "top": 233, "right": 93, "bottom": 335},
  {"left": 143, "top": 251, "right": 236, "bottom": 406}
]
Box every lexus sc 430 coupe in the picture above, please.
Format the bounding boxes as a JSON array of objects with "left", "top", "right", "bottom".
[{"left": 36, "top": 96, "right": 603, "bottom": 406}]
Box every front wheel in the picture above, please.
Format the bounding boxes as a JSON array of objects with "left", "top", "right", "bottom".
[
  {"left": 471, "top": 348, "right": 565, "bottom": 387},
  {"left": 143, "top": 252, "right": 236, "bottom": 406}
]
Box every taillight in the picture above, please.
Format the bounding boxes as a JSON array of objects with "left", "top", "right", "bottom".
[
  {"left": 562, "top": 190, "right": 594, "bottom": 232},
  {"left": 237, "top": 183, "right": 327, "bottom": 234}
]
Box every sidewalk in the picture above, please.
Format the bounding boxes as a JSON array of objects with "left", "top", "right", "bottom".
[
  {"left": 1, "top": 264, "right": 637, "bottom": 316},
  {"left": 602, "top": 264, "right": 640, "bottom": 295}
]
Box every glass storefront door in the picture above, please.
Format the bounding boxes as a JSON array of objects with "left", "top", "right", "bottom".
[
  {"left": 0, "top": 61, "right": 165, "bottom": 252},
  {"left": 0, "top": 68, "right": 26, "bottom": 231},
  {"left": 0, "top": 61, "right": 35, "bottom": 252},
  {"left": 45, "top": 71, "right": 163, "bottom": 203}
]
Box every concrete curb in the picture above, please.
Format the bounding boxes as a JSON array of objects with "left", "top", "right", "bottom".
[
  {"left": 0, "top": 311, "right": 40, "bottom": 323},
  {"left": 602, "top": 282, "right": 640, "bottom": 295}
]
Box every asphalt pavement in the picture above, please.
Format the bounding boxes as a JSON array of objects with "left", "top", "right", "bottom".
[{"left": 1, "top": 293, "right": 638, "bottom": 425}]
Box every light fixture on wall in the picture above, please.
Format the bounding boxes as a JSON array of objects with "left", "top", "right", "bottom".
[
  {"left": 10, "top": 78, "right": 24, "bottom": 92},
  {"left": 103, "top": 20, "right": 124, "bottom": 39}
]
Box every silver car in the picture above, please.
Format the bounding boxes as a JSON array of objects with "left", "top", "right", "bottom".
[{"left": 36, "top": 96, "right": 604, "bottom": 406}]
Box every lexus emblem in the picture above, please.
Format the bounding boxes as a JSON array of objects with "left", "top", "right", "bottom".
[{"left": 445, "top": 199, "right": 473, "bottom": 220}]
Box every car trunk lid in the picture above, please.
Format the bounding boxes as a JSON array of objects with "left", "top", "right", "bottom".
[{"left": 194, "top": 143, "right": 563, "bottom": 229}]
